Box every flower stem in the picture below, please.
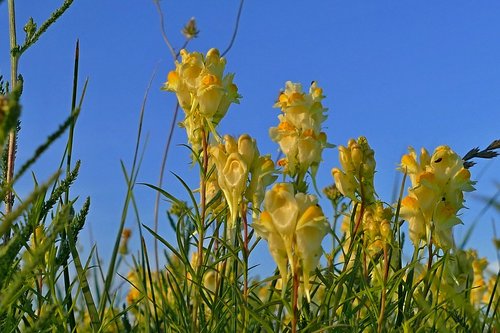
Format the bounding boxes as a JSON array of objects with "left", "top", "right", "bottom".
[
  {"left": 241, "top": 203, "right": 249, "bottom": 331},
  {"left": 291, "top": 258, "right": 299, "bottom": 333},
  {"left": 193, "top": 128, "right": 209, "bottom": 330},
  {"left": 378, "top": 245, "right": 390, "bottom": 333}
]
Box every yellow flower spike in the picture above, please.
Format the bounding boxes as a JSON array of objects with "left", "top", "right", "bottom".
[
  {"left": 270, "top": 80, "right": 330, "bottom": 179},
  {"left": 163, "top": 48, "right": 239, "bottom": 156},
  {"left": 399, "top": 145, "right": 475, "bottom": 249}
]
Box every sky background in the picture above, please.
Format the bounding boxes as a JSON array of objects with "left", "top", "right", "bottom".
[{"left": 1, "top": 1, "right": 499, "bottom": 277}]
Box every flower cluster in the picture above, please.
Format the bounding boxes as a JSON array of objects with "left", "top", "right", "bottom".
[
  {"left": 340, "top": 201, "right": 393, "bottom": 263},
  {"left": 399, "top": 146, "right": 475, "bottom": 249},
  {"left": 163, "top": 48, "right": 240, "bottom": 152},
  {"left": 270, "top": 81, "right": 330, "bottom": 180},
  {"left": 252, "top": 183, "right": 329, "bottom": 302},
  {"left": 210, "top": 134, "right": 276, "bottom": 227},
  {"left": 331, "top": 136, "right": 376, "bottom": 203}
]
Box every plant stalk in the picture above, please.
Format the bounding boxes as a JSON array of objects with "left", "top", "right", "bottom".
[{"left": 4, "top": 0, "right": 19, "bottom": 242}]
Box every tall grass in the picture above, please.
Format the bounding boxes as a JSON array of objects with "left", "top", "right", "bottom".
[{"left": 0, "top": 1, "right": 498, "bottom": 332}]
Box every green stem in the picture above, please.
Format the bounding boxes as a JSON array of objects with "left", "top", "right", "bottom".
[
  {"left": 193, "top": 129, "right": 209, "bottom": 331},
  {"left": 291, "top": 260, "right": 299, "bottom": 333},
  {"left": 61, "top": 40, "right": 80, "bottom": 333},
  {"left": 377, "top": 245, "right": 389, "bottom": 333},
  {"left": 4, "top": 0, "right": 19, "bottom": 243}
]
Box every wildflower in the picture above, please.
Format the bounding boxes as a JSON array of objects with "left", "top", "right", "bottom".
[
  {"left": 252, "top": 183, "right": 329, "bottom": 302},
  {"left": 163, "top": 49, "right": 240, "bottom": 152},
  {"left": 270, "top": 81, "right": 331, "bottom": 179},
  {"left": 399, "top": 146, "right": 475, "bottom": 249},
  {"left": 331, "top": 136, "right": 376, "bottom": 203},
  {"left": 362, "top": 202, "right": 393, "bottom": 256},
  {"left": 340, "top": 201, "right": 393, "bottom": 262},
  {"left": 210, "top": 134, "right": 276, "bottom": 228}
]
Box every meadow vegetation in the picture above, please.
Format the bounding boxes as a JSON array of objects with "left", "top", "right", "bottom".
[{"left": 0, "top": 1, "right": 498, "bottom": 332}]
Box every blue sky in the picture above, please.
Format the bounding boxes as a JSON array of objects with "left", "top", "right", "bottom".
[{"left": 1, "top": 1, "right": 499, "bottom": 276}]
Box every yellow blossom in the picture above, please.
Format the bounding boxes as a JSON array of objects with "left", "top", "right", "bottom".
[
  {"left": 270, "top": 81, "right": 331, "bottom": 179},
  {"left": 331, "top": 136, "right": 376, "bottom": 203},
  {"left": 163, "top": 48, "right": 240, "bottom": 153},
  {"left": 399, "top": 145, "right": 475, "bottom": 249},
  {"left": 252, "top": 183, "right": 329, "bottom": 301},
  {"left": 210, "top": 134, "right": 276, "bottom": 228}
]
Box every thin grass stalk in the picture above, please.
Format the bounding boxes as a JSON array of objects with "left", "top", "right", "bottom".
[
  {"left": 68, "top": 226, "right": 101, "bottom": 331},
  {"left": 4, "top": 0, "right": 19, "bottom": 243},
  {"left": 153, "top": 102, "right": 179, "bottom": 272},
  {"left": 60, "top": 39, "right": 80, "bottom": 333},
  {"left": 141, "top": 237, "right": 161, "bottom": 331},
  {"left": 395, "top": 171, "right": 407, "bottom": 327},
  {"left": 99, "top": 70, "right": 152, "bottom": 318},
  {"left": 241, "top": 203, "right": 249, "bottom": 330},
  {"left": 482, "top": 270, "right": 499, "bottom": 332}
]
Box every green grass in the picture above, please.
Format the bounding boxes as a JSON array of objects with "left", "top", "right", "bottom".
[{"left": 0, "top": 1, "right": 499, "bottom": 332}]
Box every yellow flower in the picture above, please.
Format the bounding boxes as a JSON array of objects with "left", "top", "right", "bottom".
[
  {"left": 295, "top": 202, "right": 329, "bottom": 301},
  {"left": 163, "top": 48, "right": 240, "bottom": 153},
  {"left": 252, "top": 211, "right": 289, "bottom": 288},
  {"left": 331, "top": 136, "right": 376, "bottom": 203},
  {"left": 210, "top": 134, "right": 275, "bottom": 228},
  {"left": 253, "top": 183, "right": 329, "bottom": 301},
  {"left": 270, "top": 81, "right": 331, "bottom": 178},
  {"left": 399, "top": 145, "right": 475, "bottom": 249}
]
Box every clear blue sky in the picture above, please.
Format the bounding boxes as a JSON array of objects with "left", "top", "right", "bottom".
[{"left": 1, "top": 1, "right": 499, "bottom": 276}]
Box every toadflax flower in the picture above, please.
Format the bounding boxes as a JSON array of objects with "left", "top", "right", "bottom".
[
  {"left": 252, "top": 183, "right": 329, "bottom": 302},
  {"left": 331, "top": 136, "right": 376, "bottom": 204},
  {"left": 210, "top": 134, "right": 277, "bottom": 229},
  {"left": 163, "top": 49, "right": 240, "bottom": 153},
  {"left": 269, "top": 81, "right": 332, "bottom": 180},
  {"left": 399, "top": 145, "right": 475, "bottom": 249}
]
